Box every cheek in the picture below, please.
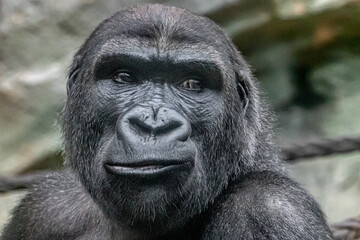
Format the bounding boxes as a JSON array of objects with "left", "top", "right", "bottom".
[
  {"left": 90, "top": 80, "right": 141, "bottom": 123},
  {"left": 171, "top": 90, "right": 225, "bottom": 128},
  {"left": 191, "top": 101, "right": 225, "bottom": 136},
  {"left": 93, "top": 80, "right": 137, "bottom": 105}
]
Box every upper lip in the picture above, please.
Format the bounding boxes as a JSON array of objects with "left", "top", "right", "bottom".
[
  {"left": 104, "top": 159, "right": 192, "bottom": 176},
  {"left": 104, "top": 160, "right": 188, "bottom": 168}
]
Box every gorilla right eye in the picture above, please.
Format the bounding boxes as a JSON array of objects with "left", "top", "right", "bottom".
[
  {"left": 112, "top": 72, "right": 133, "bottom": 83},
  {"left": 179, "top": 79, "right": 202, "bottom": 91}
]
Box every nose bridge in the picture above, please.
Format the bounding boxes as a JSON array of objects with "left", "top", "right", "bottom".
[
  {"left": 146, "top": 106, "right": 171, "bottom": 130},
  {"left": 143, "top": 82, "right": 165, "bottom": 105}
]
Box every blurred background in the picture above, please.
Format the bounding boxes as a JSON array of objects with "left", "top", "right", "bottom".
[{"left": 0, "top": 0, "right": 359, "bottom": 233}]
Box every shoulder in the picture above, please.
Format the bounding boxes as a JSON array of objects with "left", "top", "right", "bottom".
[
  {"left": 1, "top": 170, "right": 103, "bottom": 240},
  {"left": 202, "top": 171, "right": 333, "bottom": 239},
  {"left": 215, "top": 171, "right": 326, "bottom": 220}
]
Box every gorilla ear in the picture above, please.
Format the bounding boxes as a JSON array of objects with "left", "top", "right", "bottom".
[
  {"left": 67, "top": 56, "right": 82, "bottom": 95},
  {"left": 236, "top": 72, "right": 249, "bottom": 113}
]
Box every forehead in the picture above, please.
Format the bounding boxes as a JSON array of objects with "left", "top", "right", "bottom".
[
  {"left": 82, "top": 5, "right": 233, "bottom": 65},
  {"left": 96, "top": 37, "right": 226, "bottom": 66}
]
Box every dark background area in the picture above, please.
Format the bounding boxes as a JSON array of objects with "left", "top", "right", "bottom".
[{"left": 0, "top": 0, "right": 359, "bottom": 231}]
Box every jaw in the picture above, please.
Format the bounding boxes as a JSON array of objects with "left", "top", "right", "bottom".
[
  {"left": 73, "top": 132, "right": 231, "bottom": 233},
  {"left": 80, "top": 141, "right": 199, "bottom": 229},
  {"left": 78, "top": 155, "right": 216, "bottom": 235},
  {"left": 87, "top": 167, "right": 203, "bottom": 234}
]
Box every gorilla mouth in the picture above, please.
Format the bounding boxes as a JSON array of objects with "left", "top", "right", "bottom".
[{"left": 104, "top": 160, "right": 191, "bottom": 176}]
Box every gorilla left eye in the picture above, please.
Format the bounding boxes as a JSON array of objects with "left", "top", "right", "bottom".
[
  {"left": 180, "top": 79, "right": 202, "bottom": 91},
  {"left": 112, "top": 72, "right": 133, "bottom": 83}
]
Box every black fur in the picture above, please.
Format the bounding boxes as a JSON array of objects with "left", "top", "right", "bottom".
[{"left": 1, "top": 4, "right": 333, "bottom": 240}]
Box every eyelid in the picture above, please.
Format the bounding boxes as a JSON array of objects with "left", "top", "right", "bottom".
[{"left": 111, "top": 69, "right": 131, "bottom": 77}]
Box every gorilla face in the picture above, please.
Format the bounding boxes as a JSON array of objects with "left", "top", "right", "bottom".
[{"left": 62, "top": 4, "right": 257, "bottom": 232}]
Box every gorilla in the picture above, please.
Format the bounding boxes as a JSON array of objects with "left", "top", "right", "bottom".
[{"left": 1, "top": 4, "right": 333, "bottom": 240}]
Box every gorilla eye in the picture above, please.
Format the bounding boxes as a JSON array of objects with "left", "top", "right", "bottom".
[
  {"left": 180, "top": 79, "right": 202, "bottom": 91},
  {"left": 112, "top": 72, "right": 133, "bottom": 83}
]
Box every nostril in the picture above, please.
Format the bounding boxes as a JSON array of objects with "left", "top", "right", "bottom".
[
  {"left": 154, "top": 120, "right": 182, "bottom": 137},
  {"left": 128, "top": 117, "right": 153, "bottom": 136}
]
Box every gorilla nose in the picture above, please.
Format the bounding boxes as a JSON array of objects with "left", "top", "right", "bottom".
[{"left": 119, "top": 106, "right": 191, "bottom": 143}]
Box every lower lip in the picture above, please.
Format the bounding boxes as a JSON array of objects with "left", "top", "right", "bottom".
[{"left": 104, "top": 163, "right": 189, "bottom": 176}]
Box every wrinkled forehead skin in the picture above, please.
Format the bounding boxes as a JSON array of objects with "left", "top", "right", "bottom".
[{"left": 76, "top": 4, "right": 245, "bottom": 75}]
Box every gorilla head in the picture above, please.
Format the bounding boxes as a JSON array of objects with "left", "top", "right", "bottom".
[{"left": 61, "top": 4, "right": 277, "bottom": 234}]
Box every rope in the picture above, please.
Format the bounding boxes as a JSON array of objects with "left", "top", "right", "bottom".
[
  {"left": 331, "top": 216, "right": 360, "bottom": 240},
  {"left": 0, "top": 171, "right": 48, "bottom": 193},
  {"left": 282, "top": 135, "right": 360, "bottom": 161}
]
